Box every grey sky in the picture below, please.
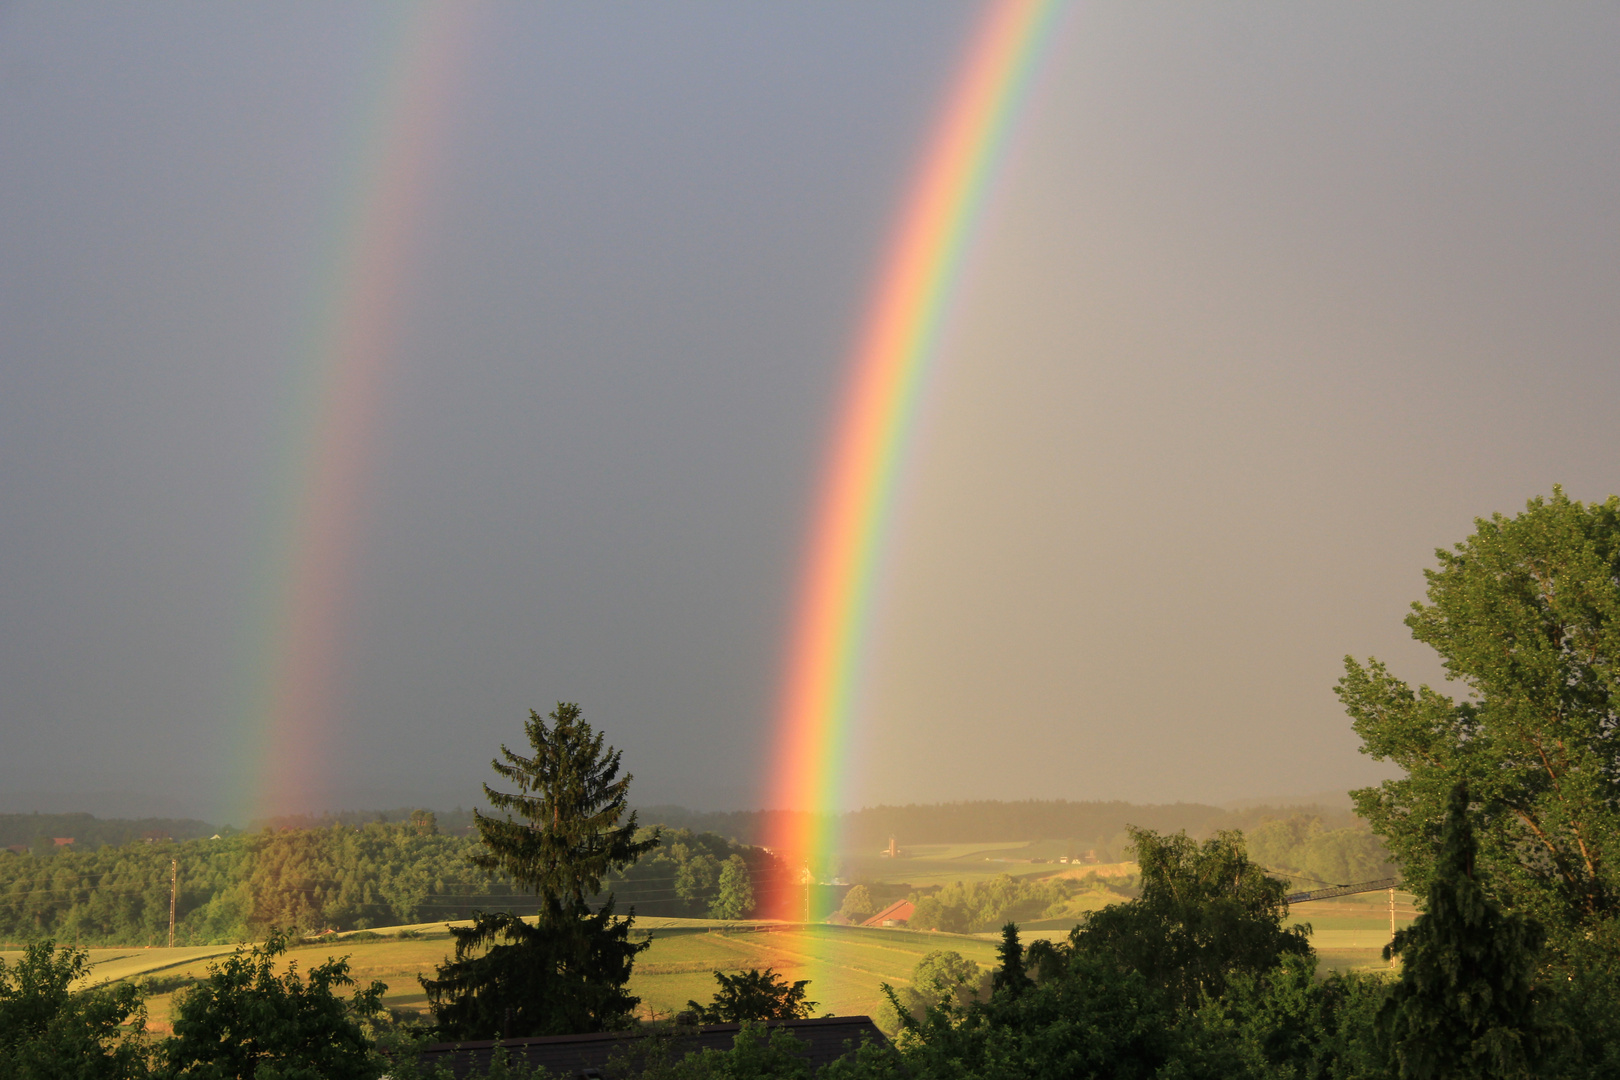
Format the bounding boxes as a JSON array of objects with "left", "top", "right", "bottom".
[{"left": 2, "top": 3, "right": 1617, "bottom": 822}]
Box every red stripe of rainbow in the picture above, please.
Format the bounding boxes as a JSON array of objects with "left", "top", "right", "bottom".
[{"left": 764, "top": 0, "right": 1064, "bottom": 911}]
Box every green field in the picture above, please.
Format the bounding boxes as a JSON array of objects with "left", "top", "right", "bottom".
[
  {"left": 1, "top": 920, "right": 1003, "bottom": 1032},
  {"left": 840, "top": 842, "right": 1125, "bottom": 889},
  {"left": 0, "top": 846, "right": 1418, "bottom": 1034},
  {"left": 1, "top": 891, "right": 1413, "bottom": 1036}
]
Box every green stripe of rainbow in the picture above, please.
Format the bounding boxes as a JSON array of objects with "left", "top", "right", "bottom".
[{"left": 764, "top": 0, "right": 1065, "bottom": 910}]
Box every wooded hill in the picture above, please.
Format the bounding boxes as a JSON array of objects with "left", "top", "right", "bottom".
[
  {"left": 0, "top": 823, "right": 785, "bottom": 947},
  {"left": 641, "top": 799, "right": 1373, "bottom": 851},
  {"left": 0, "top": 813, "right": 222, "bottom": 851}
]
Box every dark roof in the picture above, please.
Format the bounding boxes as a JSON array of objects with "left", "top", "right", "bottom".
[{"left": 416, "top": 1015, "right": 889, "bottom": 1078}]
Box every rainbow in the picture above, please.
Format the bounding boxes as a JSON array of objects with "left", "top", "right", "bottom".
[
  {"left": 232, "top": 3, "right": 477, "bottom": 822},
  {"left": 764, "top": 0, "right": 1065, "bottom": 910}
]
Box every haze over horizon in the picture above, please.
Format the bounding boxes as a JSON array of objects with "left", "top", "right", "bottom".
[{"left": 4, "top": 3, "right": 1619, "bottom": 824}]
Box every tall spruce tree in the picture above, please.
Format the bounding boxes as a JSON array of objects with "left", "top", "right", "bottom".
[
  {"left": 422, "top": 905, "right": 644, "bottom": 1039},
  {"left": 423, "top": 703, "right": 660, "bottom": 1038},
  {"left": 471, "top": 703, "right": 659, "bottom": 911},
  {"left": 1381, "top": 782, "right": 1550, "bottom": 1079}
]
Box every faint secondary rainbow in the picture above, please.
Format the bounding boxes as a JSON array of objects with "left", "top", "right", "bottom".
[
  {"left": 765, "top": 0, "right": 1064, "bottom": 909},
  {"left": 232, "top": 3, "right": 477, "bottom": 822}
]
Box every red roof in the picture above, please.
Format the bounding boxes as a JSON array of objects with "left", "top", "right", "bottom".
[{"left": 861, "top": 900, "right": 915, "bottom": 927}]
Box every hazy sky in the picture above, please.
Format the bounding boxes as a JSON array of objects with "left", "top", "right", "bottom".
[{"left": 2, "top": 3, "right": 1618, "bottom": 822}]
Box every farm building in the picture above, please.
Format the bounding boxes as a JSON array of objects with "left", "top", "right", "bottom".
[{"left": 861, "top": 900, "right": 915, "bottom": 927}]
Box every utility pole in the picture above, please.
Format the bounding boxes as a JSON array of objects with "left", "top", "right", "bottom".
[
  {"left": 1388, "top": 886, "right": 1396, "bottom": 968},
  {"left": 804, "top": 863, "right": 812, "bottom": 924},
  {"left": 168, "top": 858, "right": 178, "bottom": 948}
]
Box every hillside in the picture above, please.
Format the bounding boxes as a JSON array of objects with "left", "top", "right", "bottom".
[{"left": 638, "top": 798, "right": 1373, "bottom": 856}]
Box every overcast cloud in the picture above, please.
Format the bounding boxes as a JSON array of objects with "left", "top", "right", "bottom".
[{"left": 1, "top": 3, "right": 1617, "bottom": 822}]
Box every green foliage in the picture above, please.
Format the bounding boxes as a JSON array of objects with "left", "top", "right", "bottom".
[
  {"left": 991, "top": 923, "right": 1030, "bottom": 998},
  {"left": 685, "top": 967, "right": 815, "bottom": 1023},
  {"left": 1245, "top": 815, "right": 1397, "bottom": 886},
  {"left": 1339, "top": 489, "right": 1620, "bottom": 944},
  {"left": 0, "top": 823, "right": 769, "bottom": 947},
  {"left": 421, "top": 905, "right": 646, "bottom": 1039},
  {"left": 425, "top": 705, "right": 659, "bottom": 1039},
  {"left": 472, "top": 703, "right": 659, "bottom": 913},
  {"left": 1073, "top": 828, "right": 1311, "bottom": 1011},
  {"left": 674, "top": 854, "right": 721, "bottom": 909},
  {"left": 906, "top": 874, "right": 1075, "bottom": 933},
  {"left": 0, "top": 940, "right": 152, "bottom": 1079},
  {"left": 884, "top": 944, "right": 1177, "bottom": 1080},
  {"left": 1166, "top": 954, "right": 1393, "bottom": 1080},
  {"left": 0, "top": 823, "right": 489, "bottom": 945},
  {"left": 1380, "top": 785, "right": 1550, "bottom": 1080},
  {"left": 1535, "top": 918, "right": 1620, "bottom": 1077},
  {"left": 709, "top": 856, "right": 753, "bottom": 920},
  {"left": 881, "top": 950, "right": 989, "bottom": 1031},
  {"left": 0, "top": 812, "right": 220, "bottom": 850},
  {"left": 161, "top": 928, "right": 386, "bottom": 1080},
  {"left": 614, "top": 829, "right": 770, "bottom": 920},
  {"left": 838, "top": 885, "right": 875, "bottom": 922},
  {"left": 629, "top": 1021, "right": 815, "bottom": 1080}
]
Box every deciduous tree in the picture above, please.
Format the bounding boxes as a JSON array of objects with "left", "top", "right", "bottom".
[
  {"left": 1339, "top": 489, "right": 1620, "bottom": 943},
  {"left": 163, "top": 929, "right": 385, "bottom": 1080},
  {"left": 839, "top": 885, "right": 875, "bottom": 922},
  {"left": 710, "top": 855, "right": 754, "bottom": 920},
  {"left": 1072, "top": 827, "right": 1309, "bottom": 1010},
  {"left": 0, "top": 940, "right": 150, "bottom": 1080}
]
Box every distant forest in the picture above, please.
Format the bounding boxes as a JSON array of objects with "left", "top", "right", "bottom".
[
  {"left": 0, "top": 813, "right": 222, "bottom": 852},
  {"left": 0, "top": 821, "right": 787, "bottom": 947},
  {"left": 641, "top": 798, "right": 1375, "bottom": 853}
]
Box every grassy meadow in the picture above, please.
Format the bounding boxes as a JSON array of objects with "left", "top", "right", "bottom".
[
  {"left": 2, "top": 919, "right": 1002, "bottom": 1033},
  {"left": 0, "top": 837, "right": 1415, "bottom": 1034},
  {"left": 1, "top": 889, "right": 1415, "bottom": 1034}
]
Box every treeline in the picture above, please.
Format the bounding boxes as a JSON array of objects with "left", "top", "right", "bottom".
[
  {"left": 889, "top": 815, "right": 1393, "bottom": 935},
  {"left": 1246, "top": 813, "right": 1397, "bottom": 887},
  {"left": 905, "top": 874, "right": 1101, "bottom": 933},
  {"left": 640, "top": 798, "right": 1370, "bottom": 849},
  {"left": 646, "top": 801, "right": 1393, "bottom": 888},
  {"left": 0, "top": 822, "right": 782, "bottom": 946},
  {"left": 0, "top": 813, "right": 222, "bottom": 852}
]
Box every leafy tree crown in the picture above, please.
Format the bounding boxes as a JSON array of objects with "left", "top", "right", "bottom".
[{"left": 1339, "top": 488, "right": 1620, "bottom": 941}]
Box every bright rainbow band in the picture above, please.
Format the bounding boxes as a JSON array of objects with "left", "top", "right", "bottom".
[{"left": 765, "top": 0, "right": 1065, "bottom": 912}]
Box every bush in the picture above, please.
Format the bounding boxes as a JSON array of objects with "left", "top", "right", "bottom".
[
  {"left": 162, "top": 928, "right": 386, "bottom": 1080},
  {"left": 0, "top": 940, "right": 151, "bottom": 1080}
]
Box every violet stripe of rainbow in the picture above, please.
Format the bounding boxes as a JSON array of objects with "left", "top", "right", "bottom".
[{"left": 765, "top": 0, "right": 1064, "bottom": 910}]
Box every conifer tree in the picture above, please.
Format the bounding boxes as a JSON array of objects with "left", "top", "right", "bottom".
[
  {"left": 992, "top": 922, "right": 1031, "bottom": 998},
  {"left": 471, "top": 703, "right": 659, "bottom": 912},
  {"left": 1382, "top": 782, "right": 1550, "bottom": 1079},
  {"left": 424, "top": 703, "right": 660, "bottom": 1038}
]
